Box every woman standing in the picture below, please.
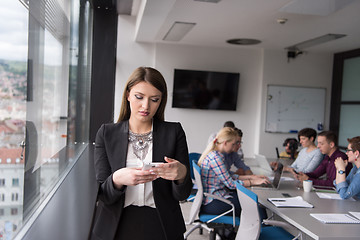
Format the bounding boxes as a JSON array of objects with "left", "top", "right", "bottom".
[
  {"left": 90, "top": 67, "right": 192, "bottom": 240},
  {"left": 334, "top": 136, "right": 360, "bottom": 199}
]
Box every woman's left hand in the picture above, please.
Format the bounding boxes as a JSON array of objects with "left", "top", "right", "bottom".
[{"left": 156, "top": 156, "right": 187, "bottom": 183}]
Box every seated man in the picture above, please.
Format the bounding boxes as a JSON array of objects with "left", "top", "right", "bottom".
[
  {"left": 223, "top": 128, "right": 253, "bottom": 176},
  {"left": 296, "top": 131, "right": 352, "bottom": 187},
  {"left": 279, "top": 138, "right": 299, "bottom": 160},
  {"left": 207, "top": 120, "right": 235, "bottom": 144}
]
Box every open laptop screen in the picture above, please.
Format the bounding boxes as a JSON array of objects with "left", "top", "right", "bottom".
[{"left": 272, "top": 163, "right": 283, "bottom": 189}]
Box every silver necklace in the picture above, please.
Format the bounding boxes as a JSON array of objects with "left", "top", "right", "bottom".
[{"left": 128, "top": 130, "right": 152, "bottom": 161}]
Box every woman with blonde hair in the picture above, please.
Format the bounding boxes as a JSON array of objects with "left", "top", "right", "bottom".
[
  {"left": 91, "top": 67, "right": 192, "bottom": 240},
  {"left": 199, "top": 127, "right": 269, "bottom": 216}
]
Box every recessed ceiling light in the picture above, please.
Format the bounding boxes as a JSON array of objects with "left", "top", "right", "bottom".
[
  {"left": 226, "top": 38, "right": 262, "bottom": 45},
  {"left": 277, "top": 18, "right": 288, "bottom": 24},
  {"left": 193, "top": 0, "right": 222, "bottom": 3}
]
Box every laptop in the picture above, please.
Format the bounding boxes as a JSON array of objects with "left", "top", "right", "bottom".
[
  {"left": 251, "top": 163, "right": 284, "bottom": 189},
  {"left": 254, "top": 154, "right": 273, "bottom": 173},
  {"left": 276, "top": 147, "right": 280, "bottom": 159}
]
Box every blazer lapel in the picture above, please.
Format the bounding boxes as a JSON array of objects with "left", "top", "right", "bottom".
[
  {"left": 152, "top": 119, "right": 162, "bottom": 163},
  {"left": 112, "top": 121, "right": 129, "bottom": 171}
]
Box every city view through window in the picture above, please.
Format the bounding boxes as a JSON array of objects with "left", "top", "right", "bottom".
[{"left": 0, "top": 1, "right": 92, "bottom": 239}]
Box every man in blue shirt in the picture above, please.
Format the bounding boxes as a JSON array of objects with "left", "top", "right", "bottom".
[{"left": 223, "top": 128, "right": 253, "bottom": 176}]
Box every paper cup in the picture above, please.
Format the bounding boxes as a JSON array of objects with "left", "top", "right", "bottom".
[{"left": 303, "top": 180, "right": 313, "bottom": 192}]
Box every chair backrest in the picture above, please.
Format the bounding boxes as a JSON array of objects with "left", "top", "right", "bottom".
[
  {"left": 235, "top": 181, "right": 261, "bottom": 240},
  {"left": 187, "top": 160, "right": 204, "bottom": 224},
  {"left": 189, "top": 152, "right": 201, "bottom": 180}
]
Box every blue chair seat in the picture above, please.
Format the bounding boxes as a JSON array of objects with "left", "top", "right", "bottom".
[
  {"left": 259, "top": 226, "right": 294, "bottom": 240},
  {"left": 199, "top": 214, "right": 240, "bottom": 226}
]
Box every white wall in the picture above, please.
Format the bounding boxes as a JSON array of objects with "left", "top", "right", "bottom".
[
  {"left": 115, "top": 15, "right": 334, "bottom": 159},
  {"left": 258, "top": 50, "right": 333, "bottom": 158},
  {"left": 115, "top": 15, "right": 156, "bottom": 120},
  {"left": 155, "top": 44, "right": 263, "bottom": 157}
]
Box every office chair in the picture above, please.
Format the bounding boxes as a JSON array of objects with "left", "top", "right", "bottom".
[
  {"left": 184, "top": 160, "right": 240, "bottom": 240},
  {"left": 189, "top": 152, "right": 201, "bottom": 180},
  {"left": 185, "top": 152, "right": 201, "bottom": 202},
  {"left": 235, "top": 181, "right": 302, "bottom": 240}
]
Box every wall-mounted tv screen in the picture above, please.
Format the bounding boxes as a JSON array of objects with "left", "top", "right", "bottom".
[{"left": 172, "top": 69, "right": 240, "bottom": 111}]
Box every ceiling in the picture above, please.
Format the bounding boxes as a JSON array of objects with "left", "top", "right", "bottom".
[{"left": 130, "top": 0, "right": 360, "bottom": 54}]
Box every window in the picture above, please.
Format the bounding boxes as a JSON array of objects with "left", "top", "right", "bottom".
[
  {"left": 330, "top": 49, "right": 360, "bottom": 147},
  {"left": 12, "top": 178, "right": 19, "bottom": 187},
  {"left": 0, "top": 193, "right": 4, "bottom": 201},
  {"left": 0, "top": 0, "right": 93, "bottom": 238},
  {"left": 12, "top": 193, "right": 19, "bottom": 202},
  {"left": 0, "top": 179, "right": 5, "bottom": 187},
  {"left": 11, "top": 208, "right": 18, "bottom": 216}
]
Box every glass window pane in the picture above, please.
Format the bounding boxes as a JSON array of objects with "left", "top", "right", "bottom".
[
  {"left": 0, "top": 0, "right": 92, "bottom": 238},
  {"left": 0, "top": 0, "right": 28, "bottom": 238},
  {"left": 341, "top": 57, "right": 360, "bottom": 101},
  {"left": 338, "top": 104, "right": 360, "bottom": 147}
]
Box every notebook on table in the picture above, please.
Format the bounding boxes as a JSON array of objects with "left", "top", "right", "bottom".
[
  {"left": 268, "top": 196, "right": 314, "bottom": 208},
  {"left": 310, "top": 213, "right": 360, "bottom": 224}
]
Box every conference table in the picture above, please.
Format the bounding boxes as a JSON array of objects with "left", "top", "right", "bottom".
[{"left": 246, "top": 157, "right": 360, "bottom": 240}]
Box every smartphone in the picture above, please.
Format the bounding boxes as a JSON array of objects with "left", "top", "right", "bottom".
[
  {"left": 282, "top": 193, "right": 291, "bottom": 197},
  {"left": 142, "top": 162, "right": 164, "bottom": 170}
]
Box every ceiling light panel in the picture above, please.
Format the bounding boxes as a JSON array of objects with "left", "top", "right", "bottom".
[
  {"left": 163, "top": 22, "right": 196, "bottom": 41},
  {"left": 286, "top": 33, "right": 346, "bottom": 51}
]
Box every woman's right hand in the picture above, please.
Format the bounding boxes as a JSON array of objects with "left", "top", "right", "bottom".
[
  {"left": 112, "top": 167, "right": 158, "bottom": 189},
  {"left": 251, "top": 177, "right": 271, "bottom": 186}
]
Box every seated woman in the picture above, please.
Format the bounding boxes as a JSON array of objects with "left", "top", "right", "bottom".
[
  {"left": 272, "top": 128, "right": 323, "bottom": 176},
  {"left": 198, "top": 127, "right": 269, "bottom": 216},
  {"left": 334, "top": 136, "right": 360, "bottom": 199}
]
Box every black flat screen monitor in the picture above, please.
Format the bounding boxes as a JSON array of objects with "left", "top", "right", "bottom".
[{"left": 172, "top": 69, "right": 240, "bottom": 111}]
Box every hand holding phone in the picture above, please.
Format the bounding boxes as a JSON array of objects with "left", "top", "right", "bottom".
[{"left": 142, "top": 162, "right": 164, "bottom": 170}]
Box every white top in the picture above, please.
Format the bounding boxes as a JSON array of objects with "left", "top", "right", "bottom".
[
  {"left": 124, "top": 142, "right": 156, "bottom": 208},
  {"left": 290, "top": 147, "right": 323, "bottom": 173}
]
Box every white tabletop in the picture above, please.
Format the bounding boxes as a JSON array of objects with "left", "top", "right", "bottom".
[{"left": 251, "top": 172, "right": 360, "bottom": 240}]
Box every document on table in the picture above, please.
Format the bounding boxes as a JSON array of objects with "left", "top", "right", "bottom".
[
  {"left": 316, "top": 192, "right": 355, "bottom": 201},
  {"left": 349, "top": 212, "right": 360, "bottom": 220},
  {"left": 268, "top": 196, "right": 313, "bottom": 208},
  {"left": 310, "top": 213, "right": 360, "bottom": 224}
]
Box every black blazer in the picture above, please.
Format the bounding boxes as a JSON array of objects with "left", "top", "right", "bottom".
[{"left": 90, "top": 119, "right": 193, "bottom": 240}]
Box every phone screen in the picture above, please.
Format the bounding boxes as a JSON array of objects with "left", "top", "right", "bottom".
[{"left": 142, "top": 163, "right": 163, "bottom": 170}]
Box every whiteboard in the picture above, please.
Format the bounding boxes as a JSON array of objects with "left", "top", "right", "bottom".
[{"left": 265, "top": 85, "right": 326, "bottom": 133}]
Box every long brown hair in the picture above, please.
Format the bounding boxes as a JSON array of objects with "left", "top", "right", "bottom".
[{"left": 117, "top": 67, "right": 168, "bottom": 122}]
